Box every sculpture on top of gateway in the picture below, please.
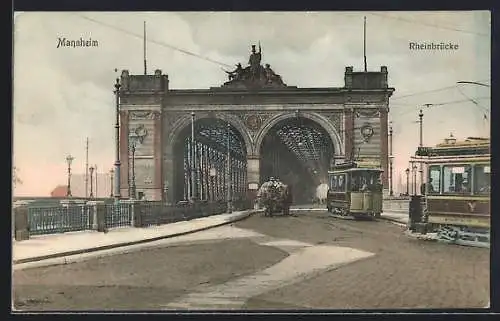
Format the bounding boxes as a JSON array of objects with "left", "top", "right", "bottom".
[{"left": 221, "top": 43, "right": 287, "bottom": 89}]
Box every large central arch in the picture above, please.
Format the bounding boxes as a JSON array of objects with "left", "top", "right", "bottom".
[{"left": 254, "top": 111, "right": 343, "bottom": 156}]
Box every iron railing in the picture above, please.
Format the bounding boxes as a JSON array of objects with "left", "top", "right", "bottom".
[
  {"left": 21, "top": 199, "right": 252, "bottom": 236},
  {"left": 27, "top": 204, "right": 93, "bottom": 236},
  {"left": 105, "top": 203, "right": 132, "bottom": 228},
  {"left": 139, "top": 201, "right": 229, "bottom": 227}
]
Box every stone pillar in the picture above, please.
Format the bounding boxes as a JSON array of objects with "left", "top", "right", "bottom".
[
  {"left": 379, "top": 108, "right": 389, "bottom": 188},
  {"left": 88, "top": 201, "right": 106, "bottom": 232},
  {"left": 133, "top": 201, "right": 143, "bottom": 227},
  {"left": 344, "top": 107, "right": 354, "bottom": 160},
  {"left": 247, "top": 156, "right": 260, "bottom": 208},
  {"left": 154, "top": 111, "right": 163, "bottom": 201},
  {"left": 14, "top": 206, "right": 30, "bottom": 241},
  {"left": 120, "top": 110, "right": 129, "bottom": 197}
]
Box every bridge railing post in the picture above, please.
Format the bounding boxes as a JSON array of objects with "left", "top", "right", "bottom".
[{"left": 13, "top": 205, "right": 30, "bottom": 241}]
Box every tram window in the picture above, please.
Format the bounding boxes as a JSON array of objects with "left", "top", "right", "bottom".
[
  {"left": 428, "top": 166, "right": 441, "bottom": 194},
  {"left": 330, "top": 174, "right": 346, "bottom": 192},
  {"left": 443, "top": 165, "right": 472, "bottom": 194},
  {"left": 329, "top": 175, "right": 337, "bottom": 189},
  {"left": 474, "top": 165, "right": 491, "bottom": 194},
  {"left": 367, "top": 171, "right": 382, "bottom": 192},
  {"left": 338, "top": 175, "right": 345, "bottom": 191}
]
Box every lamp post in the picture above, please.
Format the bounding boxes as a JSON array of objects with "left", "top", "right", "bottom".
[
  {"left": 418, "top": 109, "right": 424, "bottom": 192},
  {"left": 66, "top": 154, "right": 74, "bottom": 197},
  {"left": 89, "top": 166, "right": 95, "bottom": 198},
  {"left": 209, "top": 167, "right": 216, "bottom": 201},
  {"left": 94, "top": 165, "right": 98, "bottom": 198},
  {"left": 113, "top": 77, "right": 121, "bottom": 202},
  {"left": 405, "top": 168, "right": 410, "bottom": 196},
  {"left": 412, "top": 164, "right": 418, "bottom": 195},
  {"left": 129, "top": 139, "right": 137, "bottom": 199},
  {"left": 226, "top": 123, "right": 232, "bottom": 213},
  {"left": 389, "top": 123, "right": 393, "bottom": 196},
  {"left": 109, "top": 169, "right": 114, "bottom": 198}
]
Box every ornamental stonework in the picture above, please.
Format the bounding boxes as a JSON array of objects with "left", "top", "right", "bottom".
[
  {"left": 321, "top": 112, "right": 342, "bottom": 132},
  {"left": 237, "top": 111, "right": 275, "bottom": 137},
  {"left": 129, "top": 111, "right": 160, "bottom": 120},
  {"left": 131, "top": 159, "right": 155, "bottom": 187}
]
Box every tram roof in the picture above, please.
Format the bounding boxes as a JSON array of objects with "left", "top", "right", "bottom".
[
  {"left": 415, "top": 135, "right": 490, "bottom": 158},
  {"left": 412, "top": 154, "right": 490, "bottom": 165},
  {"left": 328, "top": 167, "right": 383, "bottom": 174},
  {"left": 329, "top": 160, "right": 383, "bottom": 172}
]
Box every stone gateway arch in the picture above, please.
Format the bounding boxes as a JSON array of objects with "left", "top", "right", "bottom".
[{"left": 117, "top": 45, "right": 395, "bottom": 204}]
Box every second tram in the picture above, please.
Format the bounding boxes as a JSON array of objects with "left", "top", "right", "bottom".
[{"left": 410, "top": 136, "right": 491, "bottom": 247}]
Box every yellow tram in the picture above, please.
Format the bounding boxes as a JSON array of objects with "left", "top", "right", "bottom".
[
  {"left": 326, "top": 161, "right": 384, "bottom": 219},
  {"left": 412, "top": 135, "right": 490, "bottom": 246}
]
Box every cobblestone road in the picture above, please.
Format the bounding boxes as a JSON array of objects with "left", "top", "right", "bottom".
[
  {"left": 237, "top": 212, "right": 490, "bottom": 309},
  {"left": 13, "top": 211, "right": 489, "bottom": 310}
]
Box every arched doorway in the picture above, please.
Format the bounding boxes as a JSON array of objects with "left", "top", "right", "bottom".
[
  {"left": 259, "top": 116, "right": 336, "bottom": 204},
  {"left": 172, "top": 118, "right": 248, "bottom": 203}
]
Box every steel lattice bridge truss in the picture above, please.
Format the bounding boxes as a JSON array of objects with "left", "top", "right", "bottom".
[
  {"left": 265, "top": 117, "right": 334, "bottom": 179},
  {"left": 196, "top": 121, "right": 246, "bottom": 159},
  {"left": 179, "top": 118, "right": 248, "bottom": 202},
  {"left": 276, "top": 124, "right": 331, "bottom": 164}
]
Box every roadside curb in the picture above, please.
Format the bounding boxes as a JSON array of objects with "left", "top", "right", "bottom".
[
  {"left": 377, "top": 214, "right": 408, "bottom": 226},
  {"left": 13, "top": 210, "right": 259, "bottom": 265}
]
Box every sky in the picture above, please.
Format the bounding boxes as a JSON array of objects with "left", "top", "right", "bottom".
[{"left": 13, "top": 11, "right": 491, "bottom": 196}]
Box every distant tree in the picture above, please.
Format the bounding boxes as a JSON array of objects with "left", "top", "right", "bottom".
[{"left": 13, "top": 166, "right": 22, "bottom": 187}]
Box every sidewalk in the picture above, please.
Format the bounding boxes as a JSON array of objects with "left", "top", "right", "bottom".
[{"left": 13, "top": 210, "right": 257, "bottom": 265}]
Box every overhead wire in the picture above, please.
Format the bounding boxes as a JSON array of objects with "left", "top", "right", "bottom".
[
  {"left": 390, "top": 79, "right": 490, "bottom": 101},
  {"left": 390, "top": 97, "right": 490, "bottom": 118},
  {"left": 74, "top": 13, "right": 490, "bottom": 151},
  {"left": 74, "top": 14, "right": 233, "bottom": 69},
  {"left": 368, "top": 12, "right": 490, "bottom": 37}
]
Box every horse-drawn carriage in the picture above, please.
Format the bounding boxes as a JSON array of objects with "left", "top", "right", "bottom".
[{"left": 257, "top": 177, "right": 293, "bottom": 217}]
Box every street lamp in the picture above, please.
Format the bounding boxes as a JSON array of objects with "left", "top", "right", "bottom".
[
  {"left": 66, "top": 154, "right": 74, "bottom": 197},
  {"left": 405, "top": 168, "right": 410, "bottom": 196},
  {"left": 129, "top": 138, "right": 137, "bottom": 199},
  {"left": 389, "top": 123, "right": 394, "bottom": 197},
  {"left": 89, "top": 166, "right": 95, "bottom": 198},
  {"left": 113, "top": 77, "right": 122, "bottom": 202},
  {"left": 209, "top": 167, "right": 216, "bottom": 201},
  {"left": 94, "top": 165, "right": 98, "bottom": 198},
  {"left": 226, "top": 123, "right": 232, "bottom": 213}
]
